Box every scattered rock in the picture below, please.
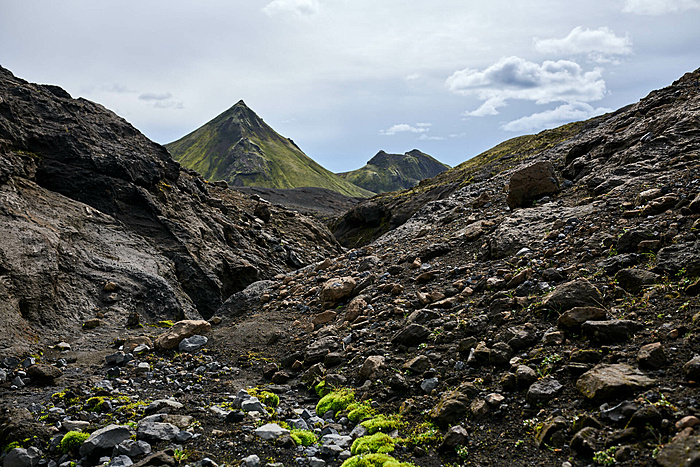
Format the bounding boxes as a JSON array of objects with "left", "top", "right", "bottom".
[
  {"left": 254, "top": 423, "right": 290, "bottom": 441},
  {"left": 178, "top": 335, "right": 208, "bottom": 352},
  {"left": 526, "top": 377, "right": 563, "bottom": 404},
  {"left": 576, "top": 364, "right": 656, "bottom": 401},
  {"left": 582, "top": 320, "right": 641, "bottom": 343},
  {"left": 637, "top": 342, "right": 667, "bottom": 369},
  {"left": 154, "top": 320, "right": 212, "bottom": 351}
]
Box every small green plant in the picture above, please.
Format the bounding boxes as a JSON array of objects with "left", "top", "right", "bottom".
[
  {"left": 173, "top": 448, "right": 189, "bottom": 464},
  {"left": 536, "top": 354, "right": 563, "bottom": 378},
  {"left": 290, "top": 429, "right": 318, "bottom": 446},
  {"left": 316, "top": 388, "right": 355, "bottom": 416},
  {"left": 351, "top": 433, "right": 396, "bottom": 455},
  {"left": 456, "top": 445, "right": 469, "bottom": 460},
  {"left": 592, "top": 446, "right": 616, "bottom": 465},
  {"left": 361, "top": 414, "right": 404, "bottom": 434},
  {"left": 247, "top": 389, "right": 279, "bottom": 408},
  {"left": 3, "top": 441, "right": 22, "bottom": 453},
  {"left": 156, "top": 320, "right": 174, "bottom": 328},
  {"left": 58, "top": 431, "right": 90, "bottom": 454}
]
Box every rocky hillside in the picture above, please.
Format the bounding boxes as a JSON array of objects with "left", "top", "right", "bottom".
[
  {"left": 337, "top": 150, "right": 450, "bottom": 194},
  {"left": 0, "top": 66, "right": 343, "bottom": 353},
  {"left": 1, "top": 67, "right": 700, "bottom": 467},
  {"left": 165, "top": 101, "right": 373, "bottom": 198}
]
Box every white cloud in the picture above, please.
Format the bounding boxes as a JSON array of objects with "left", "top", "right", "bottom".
[
  {"left": 263, "top": 0, "right": 320, "bottom": 17},
  {"left": 622, "top": 0, "right": 700, "bottom": 14},
  {"left": 502, "top": 102, "right": 612, "bottom": 132},
  {"left": 138, "top": 92, "right": 173, "bottom": 101},
  {"left": 534, "top": 27, "right": 632, "bottom": 63},
  {"left": 446, "top": 56, "right": 607, "bottom": 117},
  {"left": 380, "top": 123, "right": 431, "bottom": 136}
]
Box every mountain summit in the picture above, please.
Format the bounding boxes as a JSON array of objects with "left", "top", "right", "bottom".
[
  {"left": 338, "top": 149, "right": 450, "bottom": 193},
  {"left": 165, "top": 101, "right": 372, "bottom": 197}
]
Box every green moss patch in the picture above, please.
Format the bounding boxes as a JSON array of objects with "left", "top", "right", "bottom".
[
  {"left": 361, "top": 414, "right": 404, "bottom": 434},
  {"left": 340, "top": 453, "right": 414, "bottom": 467},
  {"left": 351, "top": 432, "right": 396, "bottom": 455},
  {"left": 58, "top": 431, "right": 90, "bottom": 454},
  {"left": 316, "top": 388, "right": 355, "bottom": 416},
  {"left": 290, "top": 429, "right": 318, "bottom": 446}
]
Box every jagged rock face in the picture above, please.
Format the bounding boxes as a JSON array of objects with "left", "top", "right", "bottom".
[
  {"left": 0, "top": 66, "right": 342, "bottom": 351},
  {"left": 337, "top": 149, "right": 450, "bottom": 194}
]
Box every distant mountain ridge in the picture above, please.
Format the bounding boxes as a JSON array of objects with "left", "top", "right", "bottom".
[
  {"left": 165, "top": 101, "right": 373, "bottom": 198},
  {"left": 338, "top": 149, "right": 450, "bottom": 193}
]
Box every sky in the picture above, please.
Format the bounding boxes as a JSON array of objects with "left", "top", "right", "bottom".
[{"left": 1, "top": 1, "right": 699, "bottom": 172}]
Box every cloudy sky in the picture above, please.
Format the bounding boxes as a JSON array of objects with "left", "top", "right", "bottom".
[{"left": 1, "top": 1, "right": 699, "bottom": 172}]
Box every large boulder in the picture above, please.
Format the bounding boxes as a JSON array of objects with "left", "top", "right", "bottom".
[
  {"left": 576, "top": 364, "right": 655, "bottom": 401},
  {"left": 506, "top": 161, "right": 560, "bottom": 209},
  {"left": 319, "top": 277, "right": 356, "bottom": 308},
  {"left": 544, "top": 279, "right": 603, "bottom": 312},
  {"left": 154, "top": 320, "right": 211, "bottom": 350},
  {"left": 655, "top": 241, "right": 700, "bottom": 276},
  {"left": 79, "top": 424, "right": 133, "bottom": 458}
]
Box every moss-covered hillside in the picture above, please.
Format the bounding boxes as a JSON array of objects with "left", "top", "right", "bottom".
[
  {"left": 337, "top": 149, "right": 450, "bottom": 194},
  {"left": 165, "top": 101, "right": 373, "bottom": 198}
]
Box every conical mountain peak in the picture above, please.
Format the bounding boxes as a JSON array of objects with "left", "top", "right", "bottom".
[{"left": 165, "top": 103, "right": 372, "bottom": 197}]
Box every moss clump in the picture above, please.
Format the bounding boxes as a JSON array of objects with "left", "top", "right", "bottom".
[
  {"left": 314, "top": 380, "right": 331, "bottom": 397},
  {"left": 347, "top": 400, "right": 376, "bottom": 423},
  {"left": 84, "top": 396, "right": 109, "bottom": 413},
  {"left": 340, "top": 453, "right": 414, "bottom": 467},
  {"left": 156, "top": 320, "right": 174, "bottom": 328},
  {"left": 58, "top": 431, "right": 90, "bottom": 454},
  {"left": 247, "top": 389, "right": 279, "bottom": 408},
  {"left": 290, "top": 429, "right": 318, "bottom": 446},
  {"left": 316, "top": 388, "right": 355, "bottom": 416},
  {"left": 361, "top": 414, "right": 403, "bottom": 434},
  {"left": 400, "top": 422, "right": 442, "bottom": 447},
  {"left": 351, "top": 433, "right": 396, "bottom": 455}
]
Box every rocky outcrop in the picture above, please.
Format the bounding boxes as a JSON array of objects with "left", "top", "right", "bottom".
[{"left": 0, "top": 66, "right": 342, "bottom": 350}]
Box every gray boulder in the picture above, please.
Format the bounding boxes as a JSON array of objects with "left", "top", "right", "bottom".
[
  {"left": 3, "top": 447, "right": 41, "bottom": 467},
  {"left": 526, "top": 378, "right": 563, "bottom": 404},
  {"left": 254, "top": 423, "right": 289, "bottom": 440},
  {"left": 79, "top": 424, "right": 133, "bottom": 458},
  {"left": 178, "top": 335, "right": 208, "bottom": 352},
  {"left": 136, "top": 421, "right": 180, "bottom": 442}
]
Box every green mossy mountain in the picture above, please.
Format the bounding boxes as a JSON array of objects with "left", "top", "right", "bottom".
[
  {"left": 165, "top": 101, "right": 373, "bottom": 198},
  {"left": 337, "top": 149, "right": 450, "bottom": 194}
]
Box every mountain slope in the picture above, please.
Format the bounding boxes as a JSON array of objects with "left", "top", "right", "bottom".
[
  {"left": 331, "top": 120, "right": 589, "bottom": 246},
  {"left": 165, "top": 101, "right": 373, "bottom": 198},
  {"left": 337, "top": 149, "right": 450, "bottom": 193}
]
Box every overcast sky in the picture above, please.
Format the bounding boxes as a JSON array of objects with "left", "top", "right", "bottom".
[{"left": 1, "top": 1, "right": 699, "bottom": 172}]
